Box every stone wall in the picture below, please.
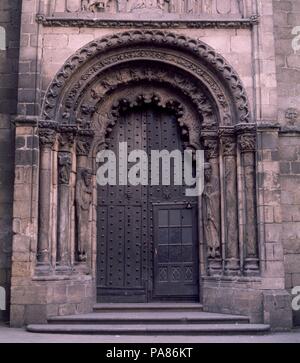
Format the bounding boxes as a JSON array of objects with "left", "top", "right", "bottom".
[
  {"left": 0, "top": 0, "right": 21, "bottom": 322},
  {"left": 273, "top": 0, "right": 300, "bottom": 325}
]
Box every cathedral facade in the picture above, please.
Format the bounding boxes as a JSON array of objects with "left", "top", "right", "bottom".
[{"left": 0, "top": 0, "right": 300, "bottom": 330}]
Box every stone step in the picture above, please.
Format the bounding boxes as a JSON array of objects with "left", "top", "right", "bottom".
[
  {"left": 93, "top": 303, "right": 204, "bottom": 313},
  {"left": 27, "top": 323, "right": 270, "bottom": 335},
  {"left": 48, "top": 311, "right": 250, "bottom": 325}
]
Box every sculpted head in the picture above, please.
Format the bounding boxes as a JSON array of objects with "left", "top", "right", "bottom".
[
  {"left": 82, "top": 169, "right": 93, "bottom": 187},
  {"left": 204, "top": 163, "right": 212, "bottom": 183},
  {"left": 285, "top": 108, "right": 298, "bottom": 125}
]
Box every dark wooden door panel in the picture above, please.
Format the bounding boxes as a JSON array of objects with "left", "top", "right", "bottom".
[{"left": 97, "top": 105, "right": 199, "bottom": 302}]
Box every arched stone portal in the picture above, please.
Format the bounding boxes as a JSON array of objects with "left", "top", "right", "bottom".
[{"left": 11, "top": 30, "right": 263, "bottom": 324}]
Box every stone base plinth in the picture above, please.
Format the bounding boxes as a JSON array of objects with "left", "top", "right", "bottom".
[
  {"left": 10, "top": 275, "right": 95, "bottom": 327},
  {"left": 202, "top": 277, "right": 293, "bottom": 330}
]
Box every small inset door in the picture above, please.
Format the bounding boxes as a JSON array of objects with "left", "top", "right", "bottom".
[{"left": 153, "top": 204, "right": 199, "bottom": 300}]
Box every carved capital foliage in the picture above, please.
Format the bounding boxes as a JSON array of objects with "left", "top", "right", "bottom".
[
  {"left": 222, "top": 137, "right": 236, "bottom": 156},
  {"left": 58, "top": 125, "right": 77, "bottom": 150},
  {"left": 38, "top": 120, "right": 58, "bottom": 148},
  {"left": 219, "top": 130, "right": 237, "bottom": 157},
  {"left": 76, "top": 133, "right": 94, "bottom": 156},
  {"left": 42, "top": 30, "right": 251, "bottom": 127},
  {"left": 236, "top": 123, "right": 256, "bottom": 153},
  {"left": 203, "top": 138, "right": 219, "bottom": 160},
  {"left": 238, "top": 133, "right": 256, "bottom": 153},
  {"left": 39, "top": 128, "right": 57, "bottom": 148}
]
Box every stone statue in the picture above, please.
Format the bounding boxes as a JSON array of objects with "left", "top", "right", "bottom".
[
  {"left": 76, "top": 169, "right": 93, "bottom": 262},
  {"left": 81, "top": 0, "right": 89, "bottom": 10},
  {"left": 58, "top": 153, "right": 72, "bottom": 185},
  {"left": 74, "top": 0, "right": 243, "bottom": 15},
  {"left": 92, "top": 1, "right": 105, "bottom": 12},
  {"left": 130, "top": 0, "right": 165, "bottom": 12},
  {"left": 203, "top": 163, "right": 220, "bottom": 259},
  {"left": 82, "top": 0, "right": 127, "bottom": 12}
]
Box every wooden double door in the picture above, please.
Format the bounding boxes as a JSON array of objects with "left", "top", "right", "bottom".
[{"left": 97, "top": 105, "right": 199, "bottom": 302}]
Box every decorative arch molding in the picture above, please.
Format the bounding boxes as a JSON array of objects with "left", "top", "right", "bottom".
[
  {"left": 87, "top": 79, "right": 211, "bottom": 153},
  {"left": 34, "top": 29, "right": 260, "bottom": 285},
  {"left": 42, "top": 30, "right": 251, "bottom": 126},
  {"left": 73, "top": 63, "right": 218, "bottom": 129},
  {"left": 102, "top": 90, "right": 201, "bottom": 151}
]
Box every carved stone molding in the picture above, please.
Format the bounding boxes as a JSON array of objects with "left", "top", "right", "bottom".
[
  {"left": 42, "top": 30, "right": 251, "bottom": 126},
  {"left": 69, "top": 64, "right": 218, "bottom": 132},
  {"left": 101, "top": 90, "right": 201, "bottom": 150},
  {"left": 36, "top": 15, "right": 259, "bottom": 29}
]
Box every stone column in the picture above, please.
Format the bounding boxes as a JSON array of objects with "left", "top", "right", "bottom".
[
  {"left": 75, "top": 129, "right": 94, "bottom": 264},
  {"left": 203, "top": 135, "right": 222, "bottom": 276},
  {"left": 56, "top": 126, "right": 76, "bottom": 273},
  {"left": 36, "top": 122, "right": 57, "bottom": 273},
  {"left": 220, "top": 128, "right": 240, "bottom": 275},
  {"left": 238, "top": 125, "right": 259, "bottom": 275}
]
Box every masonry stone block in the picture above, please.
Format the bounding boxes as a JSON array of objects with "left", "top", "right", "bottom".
[{"left": 263, "top": 290, "right": 293, "bottom": 330}]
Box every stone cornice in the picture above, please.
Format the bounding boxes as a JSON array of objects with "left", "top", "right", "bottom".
[
  {"left": 14, "top": 115, "right": 39, "bottom": 127},
  {"left": 280, "top": 126, "right": 300, "bottom": 135},
  {"left": 36, "top": 14, "right": 259, "bottom": 29}
]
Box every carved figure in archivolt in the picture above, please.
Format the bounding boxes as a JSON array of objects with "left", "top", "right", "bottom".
[
  {"left": 203, "top": 163, "right": 220, "bottom": 259},
  {"left": 76, "top": 169, "right": 93, "bottom": 262},
  {"left": 77, "top": 0, "right": 244, "bottom": 15},
  {"left": 130, "top": 0, "right": 165, "bottom": 11}
]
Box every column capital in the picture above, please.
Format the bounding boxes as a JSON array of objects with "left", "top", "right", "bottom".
[
  {"left": 203, "top": 138, "right": 219, "bottom": 160},
  {"left": 76, "top": 129, "right": 95, "bottom": 157},
  {"left": 238, "top": 133, "right": 256, "bottom": 153},
  {"left": 39, "top": 129, "right": 57, "bottom": 148},
  {"left": 58, "top": 124, "right": 77, "bottom": 151}
]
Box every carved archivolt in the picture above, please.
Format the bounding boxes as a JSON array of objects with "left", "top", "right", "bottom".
[
  {"left": 108, "top": 91, "right": 201, "bottom": 149},
  {"left": 90, "top": 85, "right": 202, "bottom": 152},
  {"left": 42, "top": 30, "right": 251, "bottom": 126},
  {"left": 71, "top": 64, "right": 218, "bottom": 142}
]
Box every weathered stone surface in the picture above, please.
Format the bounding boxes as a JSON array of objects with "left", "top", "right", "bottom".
[
  {"left": 0, "top": 0, "right": 299, "bottom": 331},
  {"left": 0, "top": 0, "right": 21, "bottom": 323},
  {"left": 263, "top": 290, "right": 293, "bottom": 331}
]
